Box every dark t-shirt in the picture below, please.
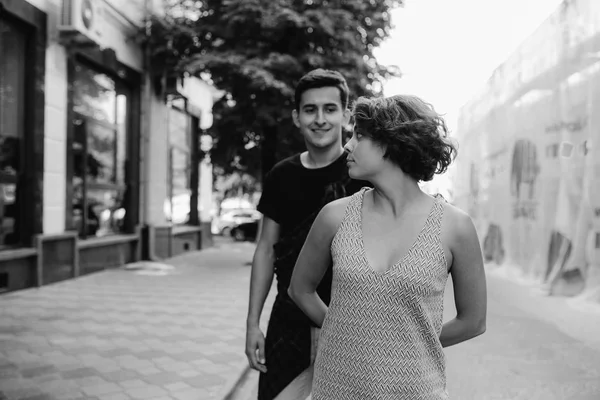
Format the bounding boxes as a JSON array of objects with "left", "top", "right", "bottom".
[
  {"left": 258, "top": 152, "right": 367, "bottom": 299},
  {"left": 258, "top": 153, "right": 365, "bottom": 235}
]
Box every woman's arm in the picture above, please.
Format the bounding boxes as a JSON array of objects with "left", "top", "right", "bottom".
[
  {"left": 288, "top": 198, "right": 348, "bottom": 327},
  {"left": 440, "top": 207, "right": 487, "bottom": 347}
]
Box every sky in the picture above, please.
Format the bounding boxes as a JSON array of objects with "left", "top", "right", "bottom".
[
  {"left": 375, "top": 0, "right": 564, "bottom": 130},
  {"left": 373, "top": 0, "right": 564, "bottom": 193}
]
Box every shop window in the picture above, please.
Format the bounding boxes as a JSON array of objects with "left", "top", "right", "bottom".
[
  {"left": 71, "top": 64, "right": 129, "bottom": 238},
  {"left": 165, "top": 106, "right": 192, "bottom": 225},
  {"left": 0, "top": 17, "right": 28, "bottom": 249}
]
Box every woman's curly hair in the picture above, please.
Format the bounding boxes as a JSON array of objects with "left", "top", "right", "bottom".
[{"left": 352, "top": 95, "right": 457, "bottom": 182}]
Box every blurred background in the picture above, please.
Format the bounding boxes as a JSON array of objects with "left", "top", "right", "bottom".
[
  {"left": 2, "top": 0, "right": 595, "bottom": 302},
  {"left": 1, "top": 1, "right": 600, "bottom": 399}
]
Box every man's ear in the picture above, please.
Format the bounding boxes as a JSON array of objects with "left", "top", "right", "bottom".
[{"left": 292, "top": 109, "right": 300, "bottom": 128}]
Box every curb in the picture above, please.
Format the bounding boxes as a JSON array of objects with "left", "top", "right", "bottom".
[{"left": 218, "top": 360, "right": 252, "bottom": 400}]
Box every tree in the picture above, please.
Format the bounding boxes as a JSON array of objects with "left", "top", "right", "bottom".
[{"left": 144, "top": 0, "right": 403, "bottom": 182}]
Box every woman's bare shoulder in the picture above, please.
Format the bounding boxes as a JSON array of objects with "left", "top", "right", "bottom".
[
  {"left": 440, "top": 200, "right": 478, "bottom": 241},
  {"left": 320, "top": 196, "right": 353, "bottom": 226}
]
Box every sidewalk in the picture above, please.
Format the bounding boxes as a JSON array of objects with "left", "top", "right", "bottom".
[{"left": 0, "top": 238, "right": 273, "bottom": 400}]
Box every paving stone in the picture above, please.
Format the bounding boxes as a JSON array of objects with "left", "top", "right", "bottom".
[
  {"left": 81, "top": 382, "right": 123, "bottom": 396},
  {"left": 21, "top": 365, "right": 58, "bottom": 379},
  {"left": 118, "top": 379, "right": 147, "bottom": 389},
  {"left": 163, "top": 382, "right": 191, "bottom": 392},
  {"left": 129, "top": 350, "right": 165, "bottom": 360},
  {"left": 157, "top": 362, "right": 191, "bottom": 373},
  {"left": 93, "top": 364, "right": 122, "bottom": 374},
  {"left": 183, "top": 373, "right": 226, "bottom": 388},
  {"left": 61, "top": 367, "right": 100, "bottom": 380},
  {"left": 118, "top": 359, "right": 153, "bottom": 370},
  {"left": 125, "top": 385, "right": 168, "bottom": 400},
  {"left": 35, "top": 379, "right": 81, "bottom": 396},
  {"left": 20, "top": 394, "right": 59, "bottom": 400},
  {"left": 177, "top": 370, "right": 201, "bottom": 379},
  {"left": 98, "top": 394, "right": 131, "bottom": 400},
  {"left": 101, "top": 370, "right": 139, "bottom": 383},
  {"left": 73, "top": 376, "right": 110, "bottom": 388},
  {"left": 171, "top": 388, "right": 210, "bottom": 400},
  {"left": 136, "top": 367, "right": 162, "bottom": 376},
  {"left": 2, "top": 387, "right": 43, "bottom": 400},
  {"left": 139, "top": 372, "right": 182, "bottom": 386},
  {"left": 0, "top": 365, "right": 19, "bottom": 379}
]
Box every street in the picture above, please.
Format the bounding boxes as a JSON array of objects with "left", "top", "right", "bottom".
[{"left": 1, "top": 239, "right": 599, "bottom": 400}]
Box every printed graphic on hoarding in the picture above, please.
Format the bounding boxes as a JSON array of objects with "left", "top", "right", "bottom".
[{"left": 511, "top": 139, "right": 540, "bottom": 221}]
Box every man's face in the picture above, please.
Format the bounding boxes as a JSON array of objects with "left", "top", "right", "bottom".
[{"left": 292, "top": 87, "right": 350, "bottom": 150}]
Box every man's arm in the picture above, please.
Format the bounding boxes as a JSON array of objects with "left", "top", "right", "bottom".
[{"left": 245, "top": 216, "right": 279, "bottom": 372}]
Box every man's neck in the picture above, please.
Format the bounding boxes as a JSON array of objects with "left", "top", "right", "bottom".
[{"left": 300, "top": 145, "right": 344, "bottom": 169}]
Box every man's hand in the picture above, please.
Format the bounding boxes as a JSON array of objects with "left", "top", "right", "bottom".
[{"left": 245, "top": 325, "right": 267, "bottom": 373}]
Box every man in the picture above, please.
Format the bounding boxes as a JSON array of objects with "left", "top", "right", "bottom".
[{"left": 245, "top": 69, "right": 368, "bottom": 399}]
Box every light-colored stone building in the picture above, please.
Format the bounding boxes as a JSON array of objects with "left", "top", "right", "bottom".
[{"left": 0, "top": 0, "right": 218, "bottom": 292}]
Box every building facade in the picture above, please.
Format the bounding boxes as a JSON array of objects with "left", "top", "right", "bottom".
[
  {"left": 0, "top": 0, "right": 217, "bottom": 293},
  {"left": 454, "top": 0, "right": 600, "bottom": 301}
]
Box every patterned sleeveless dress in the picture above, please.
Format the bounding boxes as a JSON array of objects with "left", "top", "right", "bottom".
[{"left": 312, "top": 188, "right": 450, "bottom": 399}]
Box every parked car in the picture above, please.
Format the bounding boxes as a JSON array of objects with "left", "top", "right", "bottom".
[
  {"left": 212, "top": 209, "right": 261, "bottom": 236},
  {"left": 230, "top": 220, "right": 259, "bottom": 242}
]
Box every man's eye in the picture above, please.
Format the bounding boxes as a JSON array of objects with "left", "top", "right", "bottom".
[{"left": 326, "top": 107, "right": 337, "bottom": 113}]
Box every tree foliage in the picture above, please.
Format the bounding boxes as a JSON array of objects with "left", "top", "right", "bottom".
[{"left": 144, "top": 0, "right": 403, "bottom": 181}]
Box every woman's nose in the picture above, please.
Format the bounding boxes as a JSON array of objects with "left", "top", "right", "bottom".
[{"left": 344, "top": 137, "right": 354, "bottom": 153}]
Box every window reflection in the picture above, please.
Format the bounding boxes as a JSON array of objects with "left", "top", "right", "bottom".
[
  {"left": 0, "top": 16, "right": 26, "bottom": 248},
  {"left": 0, "top": 183, "right": 18, "bottom": 246},
  {"left": 116, "top": 94, "right": 127, "bottom": 186},
  {"left": 87, "top": 122, "right": 117, "bottom": 184},
  {"left": 87, "top": 188, "right": 125, "bottom": 237},
  {"left": 165, "top": 108, "right": 192, "bottom": 224},
  {"left": 0, "top": 137, "right": 19, "bottom": 176},
  {"left": 73, "top": 66, "right": 117, "bottom": 124},
  {"left": 70, "top": 64, "right": 129, "bottom": 238}
]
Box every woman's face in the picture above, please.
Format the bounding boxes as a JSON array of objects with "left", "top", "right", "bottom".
[{"left": 343, "top": 125, "right": 387, "bottom": 180}]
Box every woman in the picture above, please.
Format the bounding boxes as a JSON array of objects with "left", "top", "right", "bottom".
[{"left": 288, "top": 94, "right": 487, "bottom": 399}]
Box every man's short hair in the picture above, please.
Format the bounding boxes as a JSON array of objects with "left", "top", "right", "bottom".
[{"left": 294, "top": 69, "right": 350, "bottom": 110}]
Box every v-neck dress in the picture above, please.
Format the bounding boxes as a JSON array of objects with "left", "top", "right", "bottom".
[{"left": 312, "top": 188, "right": 450, "bottom": 399}]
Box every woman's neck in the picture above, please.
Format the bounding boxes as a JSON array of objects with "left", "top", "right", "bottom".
[{"left": 369, "top": 171, "right": 426, "bottom": 218}]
